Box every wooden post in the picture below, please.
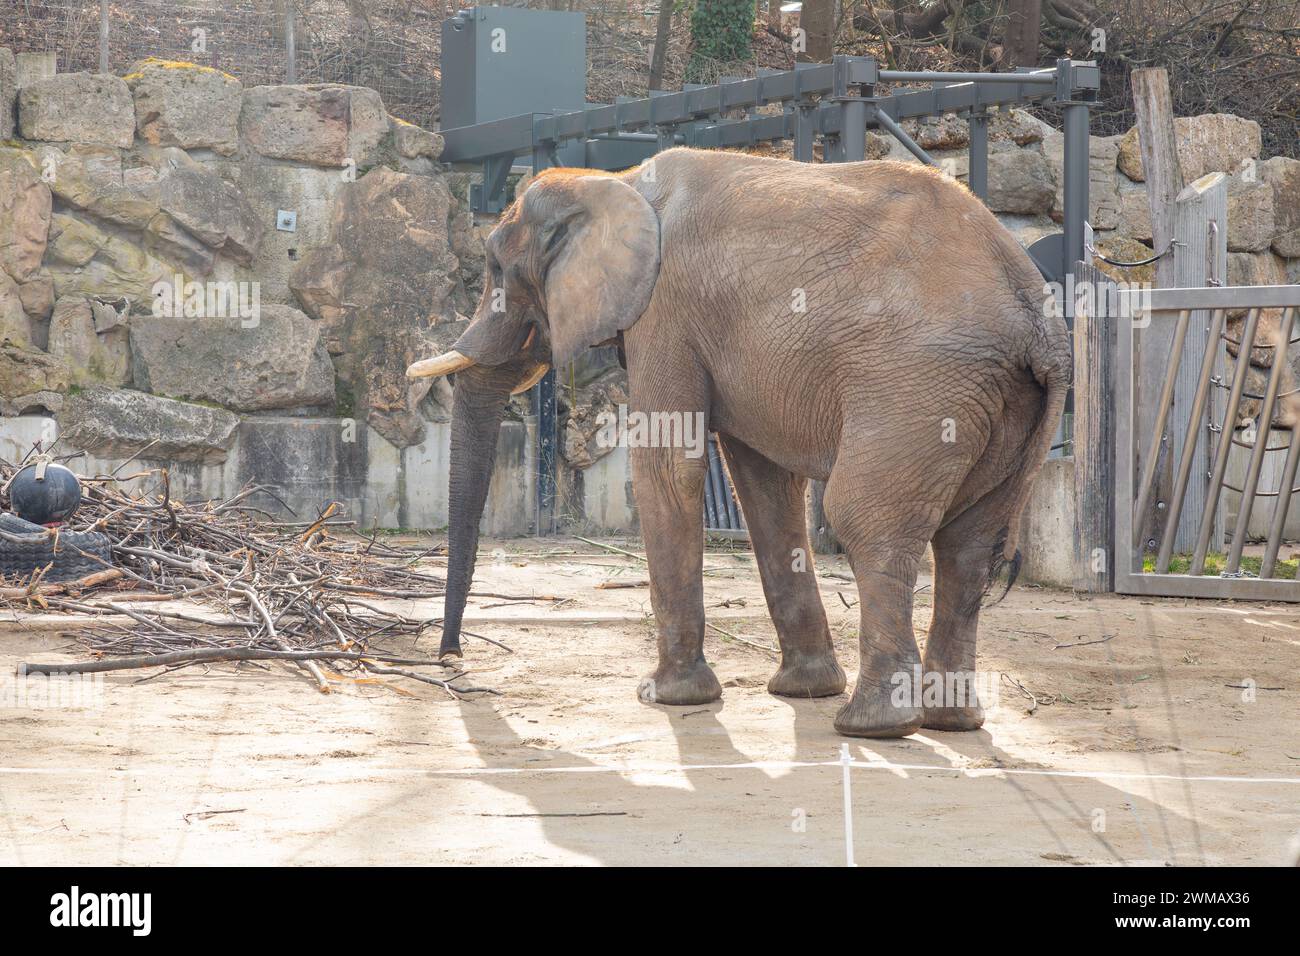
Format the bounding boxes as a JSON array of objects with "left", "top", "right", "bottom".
[
  {"left": 1169, "top": 173, "right": 1228, "bottom": 553},
  {"left": 98, "top": 0, "right": 110, "bottom": 74},
  {"left": 284, "top": 3, "right": 298, "bottom": 84},
  {"left": 1130, "top": 68, "right": 1184, "bottom": 556},
  {"left": 1073, "top": 261, "right": 1116, "bottom": 592}
]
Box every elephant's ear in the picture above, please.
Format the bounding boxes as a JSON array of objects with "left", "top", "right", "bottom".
[{"left": 538, "top": 176, "right": 660, "bottom": 367}]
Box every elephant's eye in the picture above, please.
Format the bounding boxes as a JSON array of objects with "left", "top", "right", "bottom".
[{"left": 543, "top": 221, "right": 569, "bottom": 258}]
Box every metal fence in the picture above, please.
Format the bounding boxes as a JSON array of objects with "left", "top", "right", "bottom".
[
  {"left": 0, "top": 0, "right": 679, "bottom": 130},
  {"left": 1116, "top": 284, "right": 1300, "bottom": 601},
  {"left": 0, "top": 0, "right": 448, "bottom": 128}
]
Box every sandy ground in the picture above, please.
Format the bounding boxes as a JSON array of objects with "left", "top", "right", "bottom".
[{"left": 1, "top": 536, "right": 1297, "bottom": 867}]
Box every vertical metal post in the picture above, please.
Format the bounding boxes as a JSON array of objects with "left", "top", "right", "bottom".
[
  {"left": 532, "top": 144, "right": 557, "bottom": 535},
  {"left": 1155, "top": 308, "right": 1226, "bottom": 573},
  {"left": 840, "top": 99, "right": 867, "bottom": 162},
  {"left": 1227, "top": 306, "right": 1298, "bottom": 572},
  {"left": 1192, "top": 309, "right": 1261, "bottom": 574},
  {"left": 1061, "top": 100, "right": 1090, "bottom": 276},
  {"left": 967, "top": 109, "right": 989, "bottom": 201},
  {"left": 98, "top": 0, "right": 110, "bottom": 74},
  {"left": 794, "top": 104, "right": 815, "bottom": 163},
  {"left": 285, "top": 3, "right": 298, "bottom": 84}
]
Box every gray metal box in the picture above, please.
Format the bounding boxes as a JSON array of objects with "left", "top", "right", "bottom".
[{"left": 441, "top": 7, "right": 587, "bottom": 130}]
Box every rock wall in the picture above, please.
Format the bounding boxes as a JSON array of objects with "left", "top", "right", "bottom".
[
  {"left": 0, "top": 52, "right": 507, "bottom": 528},
  {"left": 3, "top": 52, "right": 1299, "bottom": 540}
]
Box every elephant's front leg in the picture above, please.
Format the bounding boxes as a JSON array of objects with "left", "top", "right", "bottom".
[
  {"left": 630, "top": 442, "right": 722, "bottom": 706},
  {"left": 716, "top": 435, "right": 846, "bottom": 698}
]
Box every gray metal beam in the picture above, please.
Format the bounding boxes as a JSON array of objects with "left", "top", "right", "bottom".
[
  {"left": 441, "top": 57, "right": 1099, "bottom": 165},
  {"left": 967, "top": 109, "right": 989, "bottom": 200},
  {"left": 874, "top": 110, "right": 935, "bottom": 165}
]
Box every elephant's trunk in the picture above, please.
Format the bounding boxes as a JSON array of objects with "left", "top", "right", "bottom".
[{"left": 440, "top": 364, "right": 518, "bottom": 657}]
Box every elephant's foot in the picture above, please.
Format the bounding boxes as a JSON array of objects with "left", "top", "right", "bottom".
[
  {"left": 920, "top": 653, "right": 985, "bottom": 730},
  {"left": 834, "top": 685, "right": 923, "bottom": 739},
  {"left": 637, "top": 660, "right": 722, "bottom": 706},
  {"left": 922, "top": 704, "right": 985, "bottom": 731},
  {"left": 768, "top": 651, "right": 846, "bottom": 698}
]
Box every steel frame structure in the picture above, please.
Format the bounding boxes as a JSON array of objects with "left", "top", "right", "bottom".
[
  {"left": 1116, "top": 284, "right": 1300, "bottom": 601},
  {"left": 439, "top": 53, "right": 1101, "bottom": 534}
]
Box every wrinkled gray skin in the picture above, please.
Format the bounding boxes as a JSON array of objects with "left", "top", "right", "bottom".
[{"left": 426, "top": 148, "right": 1070, "bottom": 738}]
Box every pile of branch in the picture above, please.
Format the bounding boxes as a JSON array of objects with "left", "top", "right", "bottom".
[{"left": 1, "top": 458, "right": 499, "bottom": 698}]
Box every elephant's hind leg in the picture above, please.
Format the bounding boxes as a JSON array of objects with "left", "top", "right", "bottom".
[
  {"left": 822, "top": 453, "right": 948, "bottom": 738},
  {"left": 922, "top": 489, "right": 1017, "bottom": 731},
  {"left": 716, "top": 435, "right": 846, "bottom": 698}
]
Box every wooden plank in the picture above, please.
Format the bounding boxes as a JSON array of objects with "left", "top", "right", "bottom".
[
  {"left": 1072, "top": 261, "right": 1116, "bottom": 591},
  {"left": 1169, "top": 173, "right": 1228, "bottom": 553},
  {"left": 1130, "top": 68, "right": 1184, "bottom": 559}
]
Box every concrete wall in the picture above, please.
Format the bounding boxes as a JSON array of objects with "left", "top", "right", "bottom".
[
  {"left": 1018, "top": 457, "right": 1076, "bottom": 589},
  {"left": 0, "top": 415, "right": 532, "bottom": 536}
]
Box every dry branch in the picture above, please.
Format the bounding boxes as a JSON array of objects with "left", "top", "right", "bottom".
[{"left": 0, "top": 458, "right": 497, "bottom": 698}]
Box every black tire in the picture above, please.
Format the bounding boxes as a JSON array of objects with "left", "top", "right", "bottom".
[{"left": 0, "top": 513, "right": 114, "bottom": 583}]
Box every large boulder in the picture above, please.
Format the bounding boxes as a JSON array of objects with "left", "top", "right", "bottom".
[
  {"left": 0, "top": 343, "right": 69, "bottom": 414},
  {"left": 1117, "top": 114, "right": 1261, "bottom": 183},
  {"left": 561, "top": 367, "right": 629, "bottom": 469},
  {"left": 1092, "top": 235, "right": 1158, "bottom": 286},
  {"left": 240, "top": 84, "right": 388, "bottom": 168},
  {"left": 130, "top": 305, "right": 334, "bottom": 412},
  {"left": 390, "top": 116, "right": 444, "bottom": 160},
  {"left": 1115, "top": 181, "right": 1153, "bottom": 243},
  {"left": 47, "top": 295, "right": 131, "bottom": 386},
  {"left": 1227, "top": 250, "right": 1287, "bottom": 289},
  {"left": 1261, "top": 156, "right": 1300, "bottom": 258},
  {"left": 125, "top": 59, "right": 241, "bottom": 156},
  {"left": 1225, "top": 176, "right": 1276, "bottom": 253},
  {"left": 57, "top": 385, "right": 239, "bottom": 464},
  {"left": 18, "top": 72, "right": 135, "bottom": 148},
  {"left": 35, "top": 144, "right": 159, "bottom": 230},
  {"left": 16, "top": 270, "right": 54, "bottom": 325},
  {"left": 0, "top": 271, "right": 31, "bottom": 345},
  {"left": 1043, "top": 132, "right": 1122, "bottom": 229},
  {"left": 0, "top": 148, "right": 52, "bottom": 283},
  {"left": 155, "top": 149, "right": 263, "bottom": 264},
  {"left": 142, "top": 212, "right": 215, "bottom": 276},
  {"left": 986, "top": 147, "right": 1054, "bottom": 215},
  {"left": 896, "top": 108, "right": 1044, "bottom": 153},
  {"left": 45, "top": 213, "right": 169, "bottom": 306},
  {"left": 0, "top": 47, "right": 15, "bottom": 141},
  {"left": 290, "top": 166, "right": 462, "bottom": 446}
]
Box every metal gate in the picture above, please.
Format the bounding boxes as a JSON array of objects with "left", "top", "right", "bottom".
[
  {"left": 704, "top": 435, "right": 745, "bottom": 534},
  {"left": 1116, "top": 284, "right": 1300, "bottom": 599}
]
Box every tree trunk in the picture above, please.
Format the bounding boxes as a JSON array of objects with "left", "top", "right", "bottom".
[
  {"left": 1005, "top": 0, "right": 1043, "bottom": 68},
  {"left": 649, "top": 0, "right": 674, "bottom": 90},
  {"left": 798, "top": 0, "right": 835, "bottom": 62}
]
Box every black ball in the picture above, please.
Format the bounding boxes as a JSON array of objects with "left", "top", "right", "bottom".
[{"left": 10, "top": 462, "right": 83, "bottom": 526}]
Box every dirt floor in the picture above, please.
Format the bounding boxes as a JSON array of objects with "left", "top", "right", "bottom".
[{"left": 1, "top": 536, "right": 1297, "bottom": 866}]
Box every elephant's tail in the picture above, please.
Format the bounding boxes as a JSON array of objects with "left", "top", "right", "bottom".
[{"left": 999, "top": 320, "right": 1073, "bottom": 564}]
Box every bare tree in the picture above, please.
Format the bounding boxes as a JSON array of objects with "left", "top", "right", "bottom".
[
  {"left": 1006, "top": 0, "right": 1044, "bottom": 66},
  {"left": 649, "top": 0, "right": 675, "bottom": 89},
  {"left": 799, "top": 0, "right": 836, "bottom": 61}
]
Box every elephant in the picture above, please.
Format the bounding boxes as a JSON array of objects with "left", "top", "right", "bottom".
[{"left": 408, "top": 147, "right": 1071, "bottom": 738}]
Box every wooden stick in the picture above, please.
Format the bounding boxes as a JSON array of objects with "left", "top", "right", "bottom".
[{"left": 18, "top": 649, "right": 454, "bottom": 675}]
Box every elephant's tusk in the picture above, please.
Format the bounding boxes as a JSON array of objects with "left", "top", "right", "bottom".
[
  {"left": 407, "top": 350, "right": 476, "bottom": 379},
  {"left": 511, "top": 363, "right": 551, "bottom": 394}
]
